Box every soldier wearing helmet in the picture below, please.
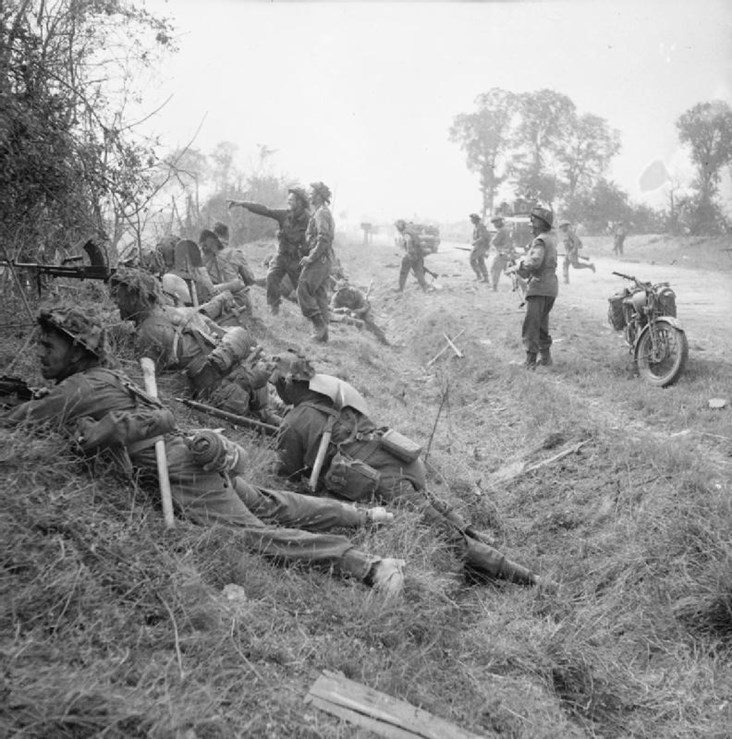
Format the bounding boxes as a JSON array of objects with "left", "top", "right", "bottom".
[
  {"left": 109, "top": 267, "right": 282, "bottom": 426},
  {"left": 4, "top": 309, "right": 404, "bottom": 599},
  {"left": 395, "top": 219, "right": 429, "bottom": 292},
  {"left": 489, "top": 215, "right": 516, "bottom": 291},
  {"left": 468, "top": 213, "right": 490, "bottom": 283},
  {"left": 227, "top": 187, "right": 310, "bottom": 316},
  {"left": 34, "top": 305, "right": 110, "bottom": 383},
  {"left": 329, "top": 277, "right": 389, "bottom": 345},
  {"left": 558, "top": 220, "right": 595, "bottom": 284},
  {"left": 199, "top": 227, "right": 257, "bottom": 323},
  {"left": 509, "top": 203, "right": 559, "bottom": 369},
  {"left": 297, "top": 181, "right": 335, "bottom": 342}
]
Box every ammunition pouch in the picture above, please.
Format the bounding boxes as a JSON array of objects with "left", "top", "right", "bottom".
[
  {"left": 377, "top": 428, "right": 423, "bottom": 463},
  {"left": 324, "top": 452, "right": 381, "bottom": 501}
]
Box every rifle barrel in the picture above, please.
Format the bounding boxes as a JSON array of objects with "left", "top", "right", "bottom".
[{"left": 175, "top": 397, "right": 278, "bottom": 435}]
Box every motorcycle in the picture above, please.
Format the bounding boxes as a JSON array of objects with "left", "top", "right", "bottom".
[{"left": 607, "top": 271, "right": 688, "bottom": 387}]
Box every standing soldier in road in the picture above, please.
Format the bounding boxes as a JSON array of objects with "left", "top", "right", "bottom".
[
  {"left": 227, "top": 188, "right": 310, "bottom": 316},
  {"left": 468, "top": 213, "right": 491, "bottom": 283},
  {"left": 612, "top": 222, "right": 627, "bottom": 256},
  {"left": 395, "top": 219, "right": 428, "bottom": 292},
  {"left": 489, "top": 215, "right": 514, "bottom": 291},
  {"left": 509, "top": 204, "right": 558, "bottom": 369},
  {"left": 298, "top": 181, "right": 335, "bottom": 343},
  {"left": 559, "top": 220, "right": 595, "bottom": 284}
]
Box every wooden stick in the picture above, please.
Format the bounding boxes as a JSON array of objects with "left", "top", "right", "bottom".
[
  {"left": 443, "top": 332, "right": 464, "bottom": 358},
  {"left": 426, "top": 329, "right": 465, "bottom": 366},
  {"left": 140, "top": 358, "right": 175, "bottom": 528}
]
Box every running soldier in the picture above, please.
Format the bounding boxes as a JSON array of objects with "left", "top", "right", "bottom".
[
  {"left": 558, "top": 220, "right": 595, "bottom": 284},
  {"left": 395, "top": 219, "right": 428, "bottom": 292},
  {"left": 468, "top": 213, "right": 490, "bottom": 282},
  {"left": 227, "top": 188, "right": 310, "bottom": 315},
  {"left": 489, "top": 215, "right": 514, "bottom": 291}
]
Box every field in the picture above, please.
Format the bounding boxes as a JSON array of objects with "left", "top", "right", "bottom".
[{"left": 1, "top": 232, "right": 731, "bottom": 738}]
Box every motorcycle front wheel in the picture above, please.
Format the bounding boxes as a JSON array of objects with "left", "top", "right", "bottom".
[{"left": 635, "top": 320, "right": 689, "bottom": 387}]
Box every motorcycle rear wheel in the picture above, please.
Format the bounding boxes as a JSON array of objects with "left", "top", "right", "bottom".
[{"left": 635, "top": 320, "right": 688, "bottom": 387}]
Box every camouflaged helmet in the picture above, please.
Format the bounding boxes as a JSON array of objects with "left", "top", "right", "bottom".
[
  {"left": 309, "top": 181, "right": 332, "bottom": 203},
  {"left": 38, "top": 305, "right": 107, "bottom": 358},
  {"left": 530, "top": 204, "right": 554, "bottom": 228},
  {"left": 109, "top": 267, "right": 163, "bottom": 306},
  {"left": 213, "top": 222, "right": 229, "bottom": 241},
  {"left": 469, "top": 213, "right": 480, "bottom": 221},
  {"left": 269, "top": 351, "right": 316, "bottom": 384},
  {"left": 287, "top": 187, "right": 310, "bottom": 208}
]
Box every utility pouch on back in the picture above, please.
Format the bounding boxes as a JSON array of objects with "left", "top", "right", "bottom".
[
  {"left": 324, "top": 452, "right": 381, "bottom": 501},
  {"left": 378, "top": 428, "right": 422, "bottom": 463}
]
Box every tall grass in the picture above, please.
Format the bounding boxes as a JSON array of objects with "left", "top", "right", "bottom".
[{"left": 1, "top": 234, "right": 731, "bottom": 737}]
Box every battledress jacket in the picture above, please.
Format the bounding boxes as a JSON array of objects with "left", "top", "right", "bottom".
[
  {"left": 472, "top": 221, "right": 491, "bottom": 250},
  {"left": 518, "top": 231, "right": 559, "bottom": 298},
  {"left": 203, "top": 245, "right": 256, "bottom": 286},
  {"left": 276, "top": 388, "right": 426, "bottom": 503},
  {"left": 305, "top": 205, "right": 335, "bottom": 262},
  {"left": 135, "top": 305, "right": 268, "bottom": 417},
  {"left": 3, "top": 365, "right": 376, "bottom": 574},
  {"left": 239, "top": 203, "right": 310, "bottom": 259}
]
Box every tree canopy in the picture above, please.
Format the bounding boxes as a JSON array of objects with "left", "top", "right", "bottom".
[
  {"left": 449, "top": 88, "right": 620, "bottom": 217},
  {"left": 0, "top": 0, "right": 174, "bottom": 258}
]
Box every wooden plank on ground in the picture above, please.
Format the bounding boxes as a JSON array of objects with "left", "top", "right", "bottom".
[{"left": 305, "top": 670, "right": 489, "bottom": 739}]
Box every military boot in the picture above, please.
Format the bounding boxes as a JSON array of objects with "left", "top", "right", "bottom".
[
  {"left": 525, "top": 352, "right": 537, "bottom": 370},
  {"left": 311, "top": 316, "right": 329, "bottom": 343},
  {"left": 538, "top": 349, "right": 553, "bottom": 367}
]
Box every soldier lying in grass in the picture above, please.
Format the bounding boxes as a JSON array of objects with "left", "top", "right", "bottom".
[
  {"left": 270, "top": 352, "right": 548, "bottom": 588},
  {"left": 1, "top": 306, "right": 405, "bottom": 598},
  {"left": 109, "top": 268, "right": 282, "bottom": 426}
]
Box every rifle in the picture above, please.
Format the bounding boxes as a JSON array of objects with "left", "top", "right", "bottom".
[
  {"left": 454, "top": 246, "right": 473, "bottom": 252},
  {"left": 174, "top": 397, "right": 278, "bottom": 436},
  {"left": 421, "top": 486, "right": 544, "bottom": 587},
  {"left": 1, "top": 240, "right": 114, "bottom": 295},
  {"left": 0, "top": 375, "right": 33, "bottom": 401},
  {"left": 424, "top": 265, "right": 440, "bottom": 280},
  {"left": 558, "top": 253, "right": 591, "bottom": 261}
]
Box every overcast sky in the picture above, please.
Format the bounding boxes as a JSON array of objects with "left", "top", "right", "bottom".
[{"left": 138, "top": 0, "right": 732, "bottom": 224}]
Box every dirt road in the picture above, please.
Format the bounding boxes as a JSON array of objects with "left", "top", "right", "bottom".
[{"left": 433, "top": 241, "right": 732, "bottom": 361}]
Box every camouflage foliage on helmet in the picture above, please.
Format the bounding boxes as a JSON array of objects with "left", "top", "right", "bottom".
[
  {"left": 38, "top": 305, "right": 107, "bottom": 359},
  {"left": 109, "top": 267, "right": 163, "bottom": 305},
  {"left": 309, "top": 181, "right": 332, "bottom": 203},
  {"left": 269, "top": 350, "right": 315, "bottom": 383}
]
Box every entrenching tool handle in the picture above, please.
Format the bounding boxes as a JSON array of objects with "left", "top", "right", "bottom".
[
  {"left": 309, "top": 427, "right": 333, "bottom": 492},
  {"left": 140, "top": 358, "right": 175, "bottom": 529}
]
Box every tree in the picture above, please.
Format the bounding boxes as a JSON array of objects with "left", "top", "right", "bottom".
[
  {"left": 0, "top": 0, "right": 174, "bottom": 259},
  {"left": 509, "top": 89, "right": 576, "bottom": 204},
  {"left": 449, "top": 89, "right": 517, "bottom": 217},
  {"left": 676, "top": 100, "right": 732, "bottom": 233},
  {"left": 556, "top": 114, "right": 621, "bottom": 201}
]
